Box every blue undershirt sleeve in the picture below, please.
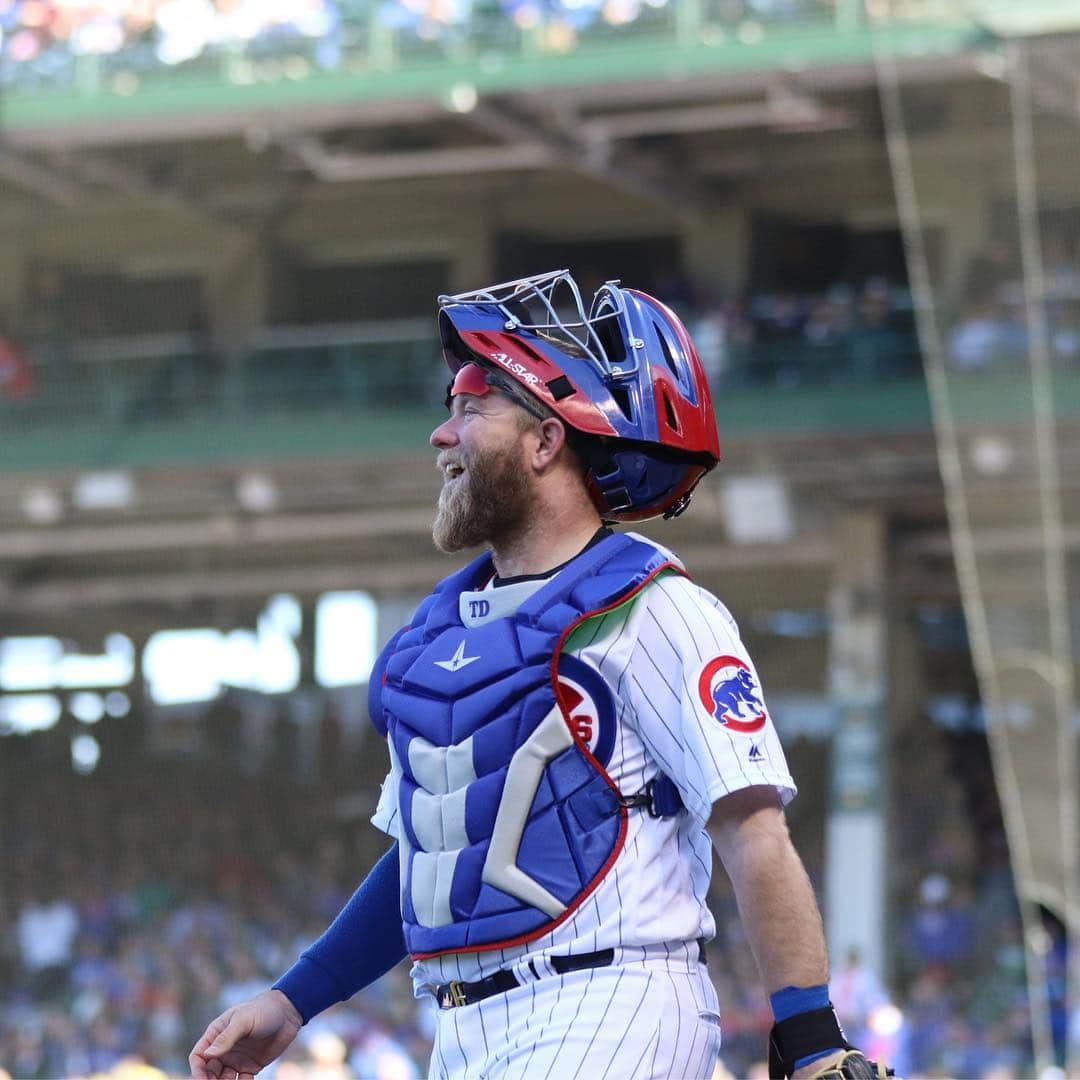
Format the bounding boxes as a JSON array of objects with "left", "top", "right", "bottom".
[{"left": 272, "top": 843, "right": 407, "bottom": 1023}]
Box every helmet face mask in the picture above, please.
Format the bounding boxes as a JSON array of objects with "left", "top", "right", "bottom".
[{"left": 439, "top": 269, "right": 721, "bottom": 522}]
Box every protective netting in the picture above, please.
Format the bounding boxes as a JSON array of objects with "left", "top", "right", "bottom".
[{"left": 875, "top": 25, "right": 1080, "bottom": 1071}]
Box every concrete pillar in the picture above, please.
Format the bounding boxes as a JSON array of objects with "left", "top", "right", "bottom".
[
  {"left": 204, "top": 234, "right": 269, "bottom": 363},
  {"left": 824, "top": 510, "right": 888, "bottom": 982},
  {"left": 0, "top": 233, "right": 25, "bottom": 329},
  {"left": 202, "top": 234, "right": 269, "bottom": 413},
  {"left": 449, "top": 218, "right": 496, "bottom": 292},
  {"left": 680, "top": 207, "right": 749, "bottom": 298}
]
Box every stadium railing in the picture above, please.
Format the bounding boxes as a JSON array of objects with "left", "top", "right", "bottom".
[
  {"left": 12, "top": 310, "right": 1079, "bottom": 473},
  {"left": 1, "top": 317, "right": 939, "bottom": 469}
]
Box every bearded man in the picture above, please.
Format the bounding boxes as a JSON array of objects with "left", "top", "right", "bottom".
[{"left": 191, "top": 270, "right": 888, "bottom": 1080}]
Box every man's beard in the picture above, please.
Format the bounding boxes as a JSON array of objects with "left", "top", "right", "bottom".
[{"left": 433, "top": 441, "right": 532, "bottom": 553}]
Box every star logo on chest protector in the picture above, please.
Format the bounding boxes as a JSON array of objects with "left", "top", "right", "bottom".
[{"left": 434, "top": 640, "right": 481, "bottom": 672}]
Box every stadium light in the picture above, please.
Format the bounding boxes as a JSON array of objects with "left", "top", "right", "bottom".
[
  {"left": 968, "top": 433, "right": 1015, "bottom": 475},
  {"left": 236, "top": 473, "right": 279, "bottom": 513},
  {"left": 445, "top": 82, "right": 479, "bottom": 114},
  {"left": 22, "top": 486, "right": 64, "bottom": 524},
  {"left": 0, "top": 694, "right": 62, "bottom": 736},
  {"left": 72, "top": 471, "right": 135, "bottom": 511},
  {"left": 69, "top": 692, "right": 105, "bottom": 724},
  {"left": 71, "top": 733, "right": 101, "bottom": 774},
  {"left": 867, "top": 1003, "right": 904, "bottom": 1038},
  {"left": 721, "top": 476, "right": 794, "bottom": 544}
]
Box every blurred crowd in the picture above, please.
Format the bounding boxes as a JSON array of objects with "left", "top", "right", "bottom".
[
  {"left": 684, "top": 275, "right": 919, "bottom": 388},
  {"left": 1, "top": 0, "right": 345, "bottom": 82},
  {"left": 1, "top": 709, "right": 1074, "bottom": 1080},
  {"left": 947, "top": 236, "right": 1080, "bottom": 373},
  {"left": 1, "top": 753, "right": 433, "bottom": 1080},
  {"left": 14, "top": 243, "right": 1080, "bottom": 415},
  {"left": 0, "top": 0, "right": 835, "bottom": 88},
  {"left": 8, "top": 247, "right": 1080, "bottom": 411},
  {"left": 1, "top": 273, "right": 921, "bottom": 419}
]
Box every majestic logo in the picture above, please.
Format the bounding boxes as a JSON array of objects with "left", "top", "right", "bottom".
[
  {"left": 434, "top": 640, "right": 481, "bottom": 672},
  {"left": 555, "top": 654, "right": 616, "bottom": 767},
  {"left": 490, "top": 351, "right": 540, "bottom": 385},
  {"left": 748, "top": 743, "right": 764, "bottom": 763},
  {"left": 697, "top": 655, "right": 767, "bottom": 734}
]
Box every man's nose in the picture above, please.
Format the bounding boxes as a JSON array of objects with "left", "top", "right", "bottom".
[{"left": 430, "top": 416, "right": 458, "bottom": 448}]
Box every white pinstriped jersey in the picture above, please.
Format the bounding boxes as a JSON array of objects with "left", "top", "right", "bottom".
[{"left": 372, "top": 535, "right": 796, "bottom": 996}]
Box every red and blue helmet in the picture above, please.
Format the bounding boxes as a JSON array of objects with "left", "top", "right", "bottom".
[{"left": 438, "top": 269, "right": 721, "bottom": 522}]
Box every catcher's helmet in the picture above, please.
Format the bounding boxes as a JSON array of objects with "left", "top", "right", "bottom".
[{"left": 438, "top": 269, "right": 721, "bottom": 522}]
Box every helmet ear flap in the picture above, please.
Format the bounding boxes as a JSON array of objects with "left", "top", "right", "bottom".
[{"left": 577, "top": 435, "right": 708, "bottom": 522}]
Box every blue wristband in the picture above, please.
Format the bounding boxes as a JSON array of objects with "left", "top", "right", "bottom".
[{"left": 770, "top": 984, "right": 830, "bottom": 1021}]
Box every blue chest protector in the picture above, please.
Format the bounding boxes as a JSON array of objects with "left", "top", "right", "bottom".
[{"left": 368, "top": 533, "right": 682, "bottom": 958}]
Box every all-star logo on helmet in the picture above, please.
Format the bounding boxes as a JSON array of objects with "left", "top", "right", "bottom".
[{"left": 490, "top": 352, "right": 540, "bottom": 385}]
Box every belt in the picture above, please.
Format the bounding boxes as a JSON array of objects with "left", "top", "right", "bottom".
[{"left": 435, "top": 939, "right": 707, "bottom": 1009}]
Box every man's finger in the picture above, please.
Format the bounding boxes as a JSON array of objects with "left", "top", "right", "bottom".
[
  {"left": 189, "top": 1053, "right": 223, "bottom": 1080},
  {"left": 192, "top": 1014, "right": 230, "bottom": 1054},
  {"left": 190, "top": 1013, "right": 236, "bottom": 1078},
  {"left": 204, "top": 1014, "right": 247, "bottom": 1060}
]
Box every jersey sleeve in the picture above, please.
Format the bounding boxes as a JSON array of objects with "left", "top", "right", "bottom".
[{"left": 625, "top": 572, "right": 797, "bottom": 822}]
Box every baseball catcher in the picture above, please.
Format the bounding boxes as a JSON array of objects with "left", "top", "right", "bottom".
[{"left": 190, "top": 269, "right": 893, "bottom": 1080}]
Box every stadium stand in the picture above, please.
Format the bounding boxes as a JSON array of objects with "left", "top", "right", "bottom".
[
  {"left": 5, "top": 1, "right": 1080, "bottom": 1076},
  {"left": 0, "top": 709, "right": 1040, "bottom": 1077}
]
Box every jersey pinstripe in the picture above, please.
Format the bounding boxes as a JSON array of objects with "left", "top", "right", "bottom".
[
  {"left": 427, "top": 945, "right": 721, "bottom": 1080},
  {"left": 372, "top": 536, "right": 796, "bottom": 1000}
]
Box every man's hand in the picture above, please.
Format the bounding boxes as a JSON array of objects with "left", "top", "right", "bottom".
[
  {"left": 791, "top": 1050, "right": 847, "bottom": 1078},
  {"left": 189, "top": 988, "right": 303, "bottom": 1079},
  {"left": 790, "top": 1049, "right": 892, "bottom": 1079}
]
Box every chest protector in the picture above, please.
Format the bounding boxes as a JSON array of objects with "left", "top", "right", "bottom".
[{"left": 369, "top": 533, "right": 680, "bottom": 958}]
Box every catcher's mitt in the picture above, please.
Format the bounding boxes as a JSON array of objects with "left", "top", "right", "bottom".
[
  {"left": 767, "top": 1007, "right": 895, "bottom": 1079},
  {"left": 800, "top": 1049, "right": 893, "bottom": 1079}
]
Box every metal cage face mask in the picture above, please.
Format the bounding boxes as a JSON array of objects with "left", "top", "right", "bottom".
[{"left": 440, "top": 269, "right": 639, "bottom": 383}]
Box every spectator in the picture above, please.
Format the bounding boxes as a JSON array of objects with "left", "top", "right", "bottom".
[
  {"left": 0, "top": 333, "right": 34, "bottom": 399},
  {"left": 15, "top": 887, "right": 80, "bottom": 996},
  {"left": 1051, "top": 302, "right": 1080, "bottom": 363},
  {"left": 755, "top": 289, "right": 806, "bottom": 341},
  {"left": 848, "top": 276, "right": 911, "bottom": 378},
  {"left": 689, "top": 292, "right": 728, "bottom": 389},
  {"left": 803, "top": 283, "right": 854, "bottom": 347},
  {"left": 1042, "top": 234, "right": 1080, "bottom": 298},
  {"left": 947, "top": 298, "right": 1021, "bottom": 372},
  {"left": 831, "top": 946, "right": 888, "bottom": 1045},
  {"left": 905, "top": 873, "right": 977, "bottom": 969}
]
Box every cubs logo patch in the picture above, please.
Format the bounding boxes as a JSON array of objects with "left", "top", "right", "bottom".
[
  {"left": 555, "top": 654, "right": 616, "bottom": 767},
  {"left": 697, "top": 655, "right": 767, "bottom": 734}
]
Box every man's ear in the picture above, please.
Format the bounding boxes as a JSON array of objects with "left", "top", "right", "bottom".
[{"left": 530, "top": 417, "right": 569, "bottom": 472}]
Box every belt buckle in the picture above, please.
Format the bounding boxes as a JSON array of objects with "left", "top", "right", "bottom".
[{"left": 442, "top": 980, "right": 468, "bottom": 1009}]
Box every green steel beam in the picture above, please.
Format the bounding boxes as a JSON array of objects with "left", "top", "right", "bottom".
[{"left": 2, "top": 21, "right": 988, "bottom": 134}]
